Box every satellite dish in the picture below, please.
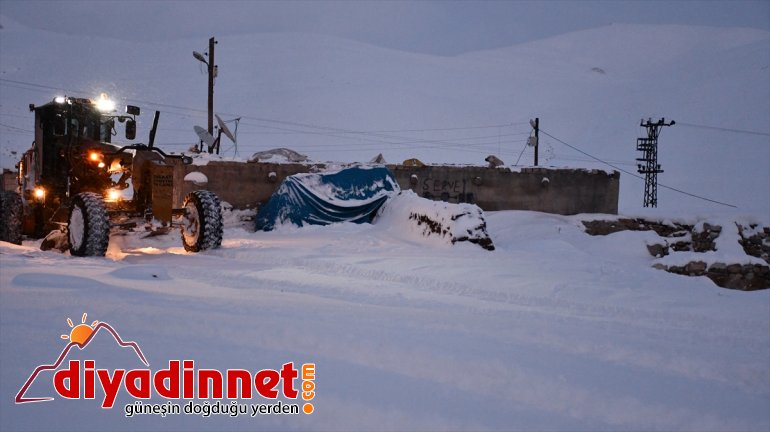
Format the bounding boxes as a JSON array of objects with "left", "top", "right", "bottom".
[
  {"left": 215, "top": 114, "right": 236, "bottom": 143},
  {"left": 193, "top": 125, "right": 216, "bottom": 147}
]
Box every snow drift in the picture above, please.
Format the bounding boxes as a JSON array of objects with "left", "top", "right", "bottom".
[
  {"left": 375, "top": 190, "right": 494, "bottom": 250},
  {"left": 248, "top": 148, "right": 310, "bottom": 163}
]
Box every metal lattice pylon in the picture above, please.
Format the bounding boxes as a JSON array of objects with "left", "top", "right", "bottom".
[{"left": 636, "top": 118, "right": 674, "bottom": 208}]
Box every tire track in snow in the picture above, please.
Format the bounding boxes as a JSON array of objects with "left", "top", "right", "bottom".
[{"left": 172, "top": 249, "right": 769, "bottom": 396}]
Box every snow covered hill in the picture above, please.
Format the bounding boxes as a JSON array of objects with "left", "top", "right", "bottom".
[{"left": 0, "top": 17, "right": 767, "bottom": 216}]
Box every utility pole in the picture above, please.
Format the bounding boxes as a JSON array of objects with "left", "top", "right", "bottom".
[
  {"left": 636, "top": 117, "right": 675, "bottom": 207},
  {"left": 207, "top": 37, "right": 217, "bottom": 136},
  {"left": 529, "top": 118, "right": 539, "bottom": 166},
  {"left": 193, "top": 37, "right": 218, "bottom": 152}
]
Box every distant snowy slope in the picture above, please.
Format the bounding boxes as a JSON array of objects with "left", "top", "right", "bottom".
[{"left": 0, "top": 17, "right": 767, "bottom": 216}]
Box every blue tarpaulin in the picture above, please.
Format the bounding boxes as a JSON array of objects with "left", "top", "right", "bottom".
[{"left": 255, "top": 166, "right": 400, "bottom": 231}]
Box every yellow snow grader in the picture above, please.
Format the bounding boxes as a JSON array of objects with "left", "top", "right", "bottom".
[{"left": 0, "top": 94, "right": 223, "bottom": 256}]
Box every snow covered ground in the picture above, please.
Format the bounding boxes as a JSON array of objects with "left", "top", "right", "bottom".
[
  {"left": 1, "top": 13, "right": 768, "bottom": 432},
  {"left": 1, "top": 213, "right": 768, "bottom": 431}
]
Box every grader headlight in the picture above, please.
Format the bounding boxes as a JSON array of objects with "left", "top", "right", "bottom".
[
  {"left": 105, "top": 189, "right": 121, "bottom": 202},
  {"left": 33, "top": 187, "right": 45, "bottom": 202}
]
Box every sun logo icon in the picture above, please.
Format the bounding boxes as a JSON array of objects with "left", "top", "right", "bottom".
[{"left": 60, "top": 313, "right": 99, "bottom": 346}]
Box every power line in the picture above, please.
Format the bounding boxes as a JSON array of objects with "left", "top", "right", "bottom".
[
  {"left": 0, "top": 129, "right": 32, "bottom": 136},
  {"left": 0, "top": 112, "right": 33, "bottom": 120},
  {"left": 0, "top": 122, "right": 33, "bottom": 133},
  {"left": 0, "top": 78, "right": 528, "bottom": 136},
  {"left": 226, "top": 120, "right": 530, "bottom": 155},
  {"left": 539, "top": 128, "right": 737, "bottom": 208},
  {"left": 0, "top": 78, "right": 534, "bottom": 153},
  {"left": 2, "top": 78, "right": 640, "bottom": 167},
  {"left": 676, "top": 121, "right": 770, "bottom": 137},
  {"left": 0, "top": 78, "right": 540, "bottom": 160},
  {"left": 513, "top": 140, "right": 529, "bottom": 166},
  {"left": 549, "top": 155, "right": 636, "bottom": 167},
  {"left": 222, "top": 114, "right": 531, "bottom": 153},
  {"left": 361, "top": 122, "right": 530, "bottom": 133},
  {"left": 0, "top": 78, "right": 84, "bottom": 94}
]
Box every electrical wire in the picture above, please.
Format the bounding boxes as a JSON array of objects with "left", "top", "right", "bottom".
[
  {"left": 676, "top": 121, "right": 770, "bottom": 137},
  {"left": 539, "top": 128, "right": 737, "bottom": 208},
  {"left": 0, "top": 112, "right": 32, "bottom": 120},
  {"left": 0, "top": 78, "right": 534, "bottom": 153},
  {"left": 5, "top": 78, "right": 645, "bottom": 167},
  {"left": 360, "top": 122, "right": 530, "bottom": 133},
  {"left": 513, "top": 140, "right": 530, "bottom": 166},
  {"left": 0, "top": 79, "right": 622, "bottom": 167},
  {"left": 0, "top": 122, "right": 33, "bottom": 133},
  {"left": 0, "top": 79, "right": 537, "bottom": 162}
]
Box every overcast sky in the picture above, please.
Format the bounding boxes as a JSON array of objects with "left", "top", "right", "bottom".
[{"left": 1, "top": 0, "right": 769, "bottom": 54}]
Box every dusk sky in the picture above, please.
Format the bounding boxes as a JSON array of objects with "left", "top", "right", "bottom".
[{"left": 2, "top": 0, "right": 769, "bottom": 55}]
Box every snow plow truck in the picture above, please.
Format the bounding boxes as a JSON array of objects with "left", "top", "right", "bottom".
[{"left": 0, "top": 95, "right": 223, "bottom": 256}]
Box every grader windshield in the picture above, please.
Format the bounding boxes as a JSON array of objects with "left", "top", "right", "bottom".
[{"left": 35, "top": 96, "right": 114, "bottom": 144}]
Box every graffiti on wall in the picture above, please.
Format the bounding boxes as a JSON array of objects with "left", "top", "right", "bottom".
[{"left": 420, "top": 177, "right": 475, "bottom": 204}]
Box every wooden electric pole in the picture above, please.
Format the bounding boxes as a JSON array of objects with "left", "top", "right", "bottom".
[
  {"left": 529, "top": 118, "right": 540, "bottom": 166},
  {"left": 193, "top": 37, "right": 218, "bottom": 152},
  {"left": 207, "top": 37, "right": 217, "bottom": 136},
  {"left": 534, "top": 117, "right": 539, "bottom": 166}
]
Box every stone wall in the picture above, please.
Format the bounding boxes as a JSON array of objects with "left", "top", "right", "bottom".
[
  {"left": 172, "top": 161, "right": 311, "bottom": 209},
  {"left": 1, "top": 169, "right": 17, "bottom": 192},
  {"left": 583, "top": 218, "right": 770, "bottom": 291},
  {"left": 175, "top": 161, "right": 620, "bottom": 215},
  {"left": 388, "top": 165, "right": 619, "bottom": 214},
  {"left": 1, "top": 160, "right": 620, "bottom": 215}
]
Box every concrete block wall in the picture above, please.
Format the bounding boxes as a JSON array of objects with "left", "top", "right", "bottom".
[
  {"left": 1, "top": 169, "right": 18, "bottom": 192},
  {"left": 388, "top": 165, "right": 619, "bottom": 214},
  {"left": 173, "top": 161, "right": 312, "bottom": 209},
  {"left": 175, "top": 161, "right": 619, "bottom": 215}
]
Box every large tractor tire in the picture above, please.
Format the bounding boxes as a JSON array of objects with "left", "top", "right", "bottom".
[
  {"left": 181, "top": 190, "right": 223, "bottom": 252},
  {"left": 68, "top": 192, "right": 109, "bottom": 257},
  {"left": 0, "top": 191, "right": 23, "bottom": 245}
]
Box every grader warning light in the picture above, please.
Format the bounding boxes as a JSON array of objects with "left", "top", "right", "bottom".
[{"left": 95, "top": 93, "right": 116, "bottom": 112}]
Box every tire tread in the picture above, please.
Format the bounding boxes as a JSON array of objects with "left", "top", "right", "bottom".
[{"left": 0, "top": 191, "right": 23, "bottom": 245}]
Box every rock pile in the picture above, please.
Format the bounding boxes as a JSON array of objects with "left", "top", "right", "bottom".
[{"left": 582, "top": 219, "right": 769, "bottom": 291}]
